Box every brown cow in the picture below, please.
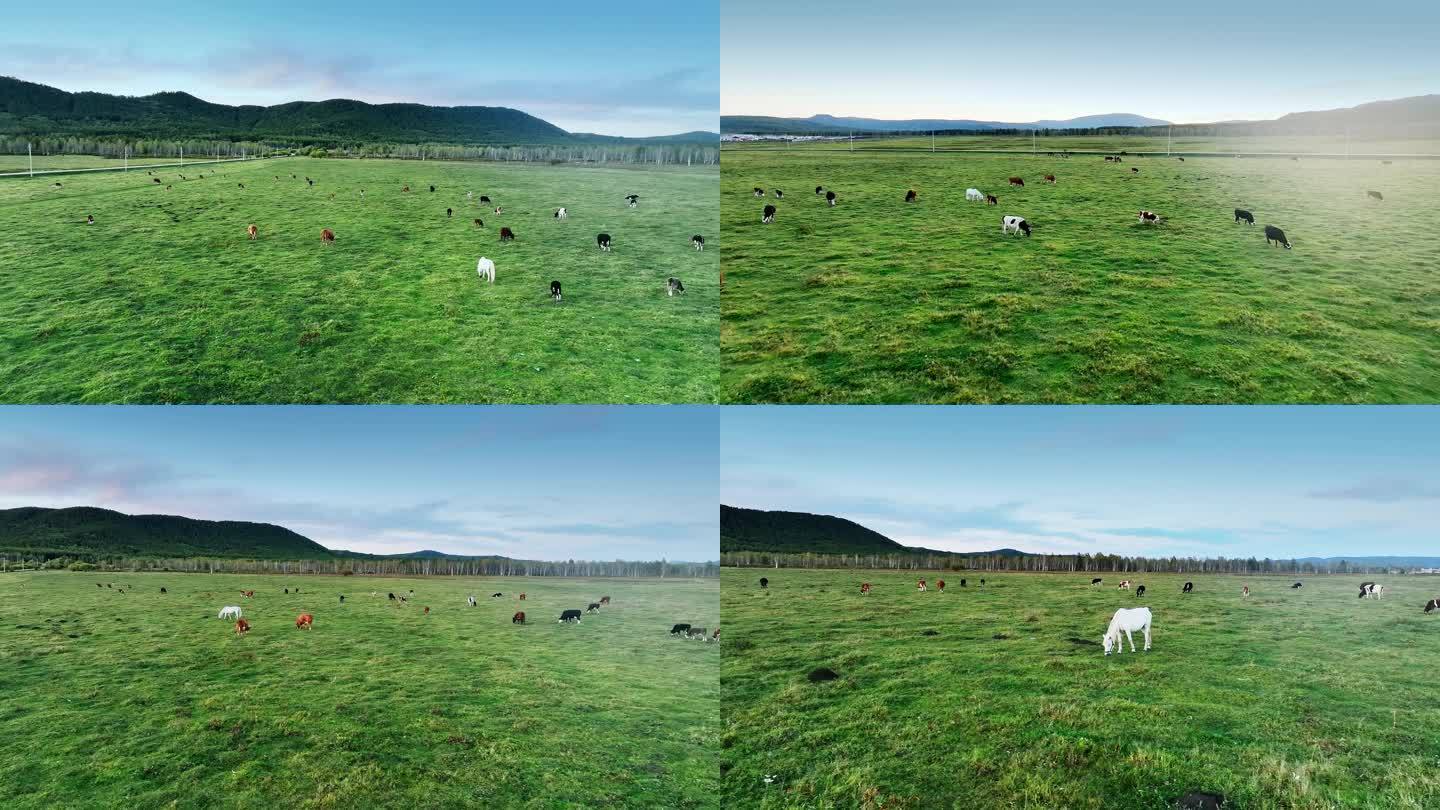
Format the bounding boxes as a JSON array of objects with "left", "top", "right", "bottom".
[
  {"left": 423, "top": 606, "right": 430, "bottom": 615},
  {"left": 403, "top": 185, "right": 410, "bottom": 193},
  {"left": 295, "top": 613, "right": 313, "bottom": 629},
  {"left": 520, "top": 593, "right": 527, "bottom": 601},
  {"left": 234, "top": 618, "right": 251, "bottom": 635},
  {"left": 937, "top": 579, "right": 946, "bottom": 593},
  {"left": 1044, "top": 175, "right": 1056, "bottom": 184},
  {"left": 904, "top": 189, "right": 917, "bottom": 202},
  {"left": 246, "top": 224, "right": 258, "bottom": 240},
  {"left": 1009, "top": 177, "right": 1025, "bottom": 187},
  {"left": 321, "top": 228, "right": 336, "bottom": 246},
  {"left": 1138, "top": 210, "right": 1161, "bottom": 224},
  {"left": 985, "top": 194, "right": 999, "bottom": 205},
  {"left": 599, "top": 596, "right": 610, "bottom": 605},
  {"left": 473, "top": 218, "right": 484, "bottom": 228},
  {"left": 917, "top": 579, "right": 928, "bottom": 592},
  {"left": 861, "top": 582, "right": 871, "bottom": 594},
  {"left": 500, "top": 227, "right": 515, "bottom": 242},
  {"left": 512, "top": 611, "right": 526, "bottom": 624}
]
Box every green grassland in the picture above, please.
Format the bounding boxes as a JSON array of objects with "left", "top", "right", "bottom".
[
  {"left": 0, "top": 571, "right": 719, "bottom": 808},
  {"left": 724, "top": 135, "right": 1440, "bottom": 156},
  {"left": 720, "top": 149, "right": 1440, "bottom": 403},
  {"left": 0, "top": 157, "right": 718, "bottom": 403},
  {"left": 0, "top": 154, "right": 188, "bottom": 174},
  {"left": 720, "top": 569, "right": 1440, "bottom": 809}
]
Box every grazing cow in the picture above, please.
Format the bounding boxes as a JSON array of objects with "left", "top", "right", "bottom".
[
  {"left": 1009, "top": 177, "right": 1025, "bottom": 187},
  {"left": 247, "top": 224, "right": 258, "bottom": 240},
  {"left": 1091, "top": 578, "right": 1103, "bottom": 586},
  {"left": 712, "top": 628, "right": 721, "bottom": 642},
  {"left": 513, "top": 611, "right": 526, "bottom": 624},
  {"left": 1131, "top": 167, "right": 1140, "bottom": 174},
  {"left": 238, "top": 183, "right": 245, "bottom": 189},
  {"left": 1182, "top": 582, "right": 1193, "bottom": 594},
  {"left": 555, "top": 207, "right": 567, "bottom": 218},
  {"left": 1367, "top": 191, "right": 1383, "bottom": 201},
  {"left": 86, "top": 215, "right": 94, "bottom": 225},
  {"left": 1118, "top": 580, "right": 1132, "bottom": 590},
  {"left": 1044, "top": 175, "right": 1056, "bottom": 184},
  {"left": 160, "top": 587, "right": 167, "bottom": 594},
  {"left": 388, "top": 593, "right": 397, "bottom": 601},
  {"left": 107, "top": 584, "right": 112, "bottom": 589},
  {"left": 905, "top": 189, "right": 918, "bottom": 203},
  {"left": 762, "top": 205, "right": 776, "bottom": 223},
  {"left": 966, "top": 188, "right": 984, "bottom": 202},
  {"left": 1002, "top": 216, "right": 1032, "bottom": 236},
  {"left": 97, "top": 583, "right": 102, "bottom": 588},
  {"left": 423, "top": 606, "right": 430, "bottom": 614},
  {"left": 321, "top": 228, "right": 335, "bottom": 246},
  {"left": 219, "top": 606, "right": 242, "bottom": 620},
  {"left": 1425, "top": 599, "right": 1438, "bottom": 614},
  {"left": 960, "top": 579, "right": 966, "bottom": 587},
  {"left": 626, "top": 194, "right": 639, "bottom": 208},
  {"left": 447, "top": 208, "right": 453, "bottom": 218},
  {"left": 285, "top": 588, "right": 289, "bottom": 594},
  {"left": 826, "top": 191, "right": 837, "bottom": 206},
  {"left": 1234, "top": 209, "right": 1255, "bottom": 225},
  {"left": 1102, "top": 607, "right": 1153, "bottom": 655},
  {"left": 500, "top": 227, "right": 516, "bottom": 242},
  {"left": 296, "top": 614, "right": 313, "bottom": 629},
  {"left": 1264, "top": 225, "right": 1292, "bottom": 249},
  {"left": 558, "top": 609, "right": 583, "bottom": 623},
  {"left": 467, "top": 596, "right": 477, "bottom": 607},
  {"left": 1291, "top": 582, "right": 1303, "bottom": 589},
  {"left": 550, "top": 280, "right": 563, "bottom": 302},
  {"left": 814, "top": 186, "right": 826, "bottom": 196},
  {"left": 686, "top": 626, "right": 709, "bottom": 640},
  {"left": 667, "top": 277, "right": 685, "bottom": 296},
  {"left": 774, "top": 190, "right": 784, "bottom": 199},
  {"left": 242, "top": 590, "right": 255, "bottom": 598},
  {"left": 587, "top": 602, "right": 602, "bottom": 613},
  {"left": 473, "top": 218, "right": 484, "bottom": 229},
  {"left": 339, "top": 595, "right": 345, "bottom": 603},
  {"left": 985, "top": 194, "right": 999, "bottom": 205},
  {"left": 492, "top": 593, "right": 503, "bottom": 598},
  {"left": 477, "top": 256, "right": 496, "bottom": 283},
  {"left": 521, "top": 593, "right": 529, "bottom": 601},
  {"left": 754, "top": 187, "right": 765, "bottom": 197},
  {"left": 759, "top": 577, "right": 769, "bottom": 588},
  {"left": 234, "top": 618, "right": 251, "bottom": 636},
  {"left": 1243, "top": 585, "right": 1250, "bottom": 598},
  {"left": 403, "top": 185, "right": 411, "bottom": 193},
  {"left": 597, "top": 233, "right": 612, "bottom": 251},
  {"left": 495, "top": 206, "right": 503, "bottom": 214},
  {"left": 861, "top": 582, "right": 871, "bottom": 594},
  {"left": 429, "top": 185, "right": 436, "bottom": 193},
  {"left": 936, "top": 579, "right": 946, "bottom": 593},
  {"left": 480, "top": 195, "right": 492, "bottom": 204},
  {"left": 154, "top": 178, "right": 162, "bottom": 184},
  {"left": 1137, "top": 210, "right": 1161, "bottom": 224},
  {"left": 917, "top": 579, "right": 928, "bottom": 592},
  {"left": 671, "top": 623, "right": 692, "bottom": 635},
  {"left": 692, "top": 234, "right": 705, "bottom": 250},
  {"left": 1360, "top": 582, "right": 1384, "bottom": 599},
  {"left": 1135, "top": 585, "right": 1147, "bottom": 598}
]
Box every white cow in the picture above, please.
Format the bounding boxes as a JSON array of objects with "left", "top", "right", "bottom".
[
  {"left": 1002, "top": 215, "right": 1032, "bottom": 236},
  {"left": 1102, "top": 607, "right": 1152, "bottom": 655},
  {"left": 467, "top": 596, "right": 477, "bottom": 607},
  {"left": 477, "top": 256, "right": 496, "bottom": 283},
  {"left": 218, "top": 606, "right": 242, "bottom": 620},
  {"left": 555, "top": 207, "right": 567, "bottom": 219},
  {"left": 966, "top": 188, "right": 984, "bottom": 202}
]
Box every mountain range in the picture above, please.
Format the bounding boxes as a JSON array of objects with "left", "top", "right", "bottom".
[
  {"left": 0, "top": 76, "right": 718, "bottom": 145},
  {"left": 721, "top": 94, "right": 1440, "bottom": 137}
]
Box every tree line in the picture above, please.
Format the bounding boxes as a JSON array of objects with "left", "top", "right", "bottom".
[
  {"left": 720, "top": 550, "right": 1414, "bottom": 575},
  {"left": 0, "top": 553, "right": 718, "bottom": 578}
]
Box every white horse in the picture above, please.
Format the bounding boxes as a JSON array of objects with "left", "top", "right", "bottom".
[
  {"left": 218, "top": 606, "right": 242, "bottom": 620},
  {"left": 477, "top": 256, "right": 495, "bottom": 283},
  {"left": 965, "top": 188, "right": 984, "bottom": 202},
  {"left": 1102, "top": 607, "right": 1152, "bottom": 655}
]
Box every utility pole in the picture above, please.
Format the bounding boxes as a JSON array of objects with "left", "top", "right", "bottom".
[
  {"left": 1168, "top": 125, "right": 1172, "bottom": 156},
  {"left": 124, "top": 145, "right": 128, "bottom": 172},
  {"left": 932, "top": 130, "right": 935, "bottom": 152},
  {"left": 28, "top": 142, "right": 33, "bottom": 178}
]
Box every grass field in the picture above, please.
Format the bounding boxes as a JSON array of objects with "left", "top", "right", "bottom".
[
  {"left": 723, "top": 135, "right": 1440, "bottom": 157},
  {"left": 0, "top": 157, "right": 718, "bottom": 403},
  {"left": 0, "top": 571, "right": 719, "bottom": 808},
  {"left": 0, "top": 154, "right": 191, "bottom": 174},
  {"left": 720, "top": 149, "right": 1440, "bottom": 403},
  {"left": 720, "top": 569, "right": 1440, "bottom": 809}
]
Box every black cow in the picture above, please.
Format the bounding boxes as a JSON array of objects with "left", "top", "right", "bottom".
[
  {"left": 759, "top": 577, "right": 769, "bottom": 588},
  {"left": 160, "top": 587, "right": 167, "bottom": 594},
  {"left": 446, "top": 208, "right": 453, "bottom": 218},
  {"left": 480, "top": 195, "right": 491, "bottom": 203},
  {"left": 905, "top": 189, "right": 917, "bottom": 202},
  {"left": 558, "top": 609, "right": 582, "bottom": 623},
  {"left": 587, "top": 602, "right": 602, "bottom": 613},
  {"left": 980, "top": 579, "right": 986, "bottom": 586},
  {"left": 671, "top": 623, "right": 692, "bottom": 635},
  {"left": 388, "top": 592, "right": 397, "bottom": 601},
  {"left": 550, "top": 281, "right": 563, "bottom": 302},
  {"left": 597, "top": 233, "right": 612, "bottom": 251},
  {"left": 339, "top": 595, "right": 345, "bottom": 603},
  {"left": 960, "top": 579, "right": 967, "bottom": 587},
  {"left": 1264, "top": 225, "right": 1292, "bottom": 249},
  {"left": 762, "top": 205, "right": 776, "bottom": 224},
  {"left": 1135, "top": 585, "right": 1147, "bottom": 597},
  {"left": 1234, "top": 209, "right": 1255, "bottom": 225},
  {"left": 1291, "top": 582, "right": 1303, "bottom": 589},
  {"left": 492, "top": 592, "right": 503, "bottom": 598},
  {"left": 1182, "top": 582, "right": 1193, "bottom": 594},
  {"left": 1367, "top": 190, "right": 1383, "bottom": 201},
  {"left": 1091, "top": 578, "right": 1103, "bottom": 586},
  {"left": 429, "top": 185, "right": 435, "bottom": 192},
  {"left": 500, "top": 227, "right": 516, "bottom": 242},
  {"left": 826, "top": 190, "right": 837, "bottom": 206}
]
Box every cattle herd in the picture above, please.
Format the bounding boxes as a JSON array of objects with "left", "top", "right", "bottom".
[
  {"left": 739, "top": 154, "right": 1394, "bottom": 254},
  {"left": 759, "top": 575, "right": 1437, "bottom": 658},
  {"left": 110, "top": 166, "right": 708, "bottom": 303}
]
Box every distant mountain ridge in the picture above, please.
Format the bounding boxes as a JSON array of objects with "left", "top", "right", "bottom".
[
  {"left": 720, "top": 505, "right": 1027, "bottom": 558},
  {"left": 0, "top": 76, "right": 715, "bottom": 145},
  {"left": 0, "top": 506, "right": 332, "bottom": 560}
]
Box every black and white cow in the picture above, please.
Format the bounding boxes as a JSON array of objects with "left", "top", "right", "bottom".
[
  {"left": 1359, "top": 582, "right": 1384, "bottom": 599},
  {"left": 692, "top": 234, "right": 705, "bottom": 250},
  {"left": 759, "top": 577, "right": 769, "bottom": 589},
  {"left": 1135, "top": 585, "right": 1147, "bottom": 598},
  {"left": 1182, "top": 582, "right": 1193, "bottom": 594},
  {"left": 667, "top": 277, "right": 686, "bottom": 296},
  {"left": 753, "top": 187, "right": 765, "bottom": 197},
  {"left": 1425, "top": 599, "right": 1439, "bottom": 614},
  {"left": 1002, "top": 215, "right": 1031, "bottom": 236},
  {"left": 826, "top": 190, "right": 837, "bottom": 206},
  {"left": 762, "top": 205, "right": 777, "bottom": 224},
  {"left": 774, "top": 189, "right": 783, "bottom": 199},
  {"left": 671, "top": 623, "right": 692, "bottom": 635},
  {"left": 550, "top": 281, "right": 563, "bottom": 302},
  {"left": 587, "top": 602, "right": 602, "bottom": 613},
  {"left": 626, "top": 194, "right": 639, "bottom": 208},
  {"left": 1291, "top": 582, "right": 1303, "bottom": 589},
  {"left": 597, "top": 233, "right": 612, "bottom": 252},
  {"left": 558, "top": 609, "right": 583, "bottom": 623},
  {"left": 1138, "top": 210, "right": 1161, "bottom": 224},
  {"left": 1091, "top": 578, "right": 1103, "bottom": 586},
  {"left": 1265, "top": 225, "right": 1292, "bottom": 249},
  {"left": 815, "top": 186, "right": 824, "bottom": 195},
  {"left": 1234, "top": 209, "right": 1255, "bottom": 225}
]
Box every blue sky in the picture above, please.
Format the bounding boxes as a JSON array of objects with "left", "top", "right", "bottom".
[
  {"left": 0, "top": 406, "right": 717, "bottom": 562},
  {"left": 721, "top": 407, "right": 1440, "bottom": 560},
  {"left": 722, "top": 0, "right": 1439, "bottom": 123},
  {"left": 0, "top": 3, "right": 717, "bottom": 136}
]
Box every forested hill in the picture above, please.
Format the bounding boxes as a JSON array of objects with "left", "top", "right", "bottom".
[
  {"left": 0, "top": 76, "right": 717, "bottom": 146},
  {"left": 0, "top": 506, "right": 332, "bottom": 559}
]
